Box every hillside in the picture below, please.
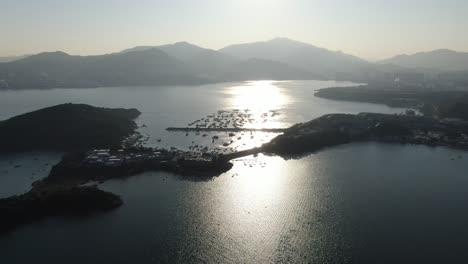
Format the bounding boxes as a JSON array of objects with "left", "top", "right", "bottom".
[
  {"left": 5, "top": 38, "right": 467, "bottom": 89},
  {"left": 315, "top": 85, "right": 468, "bottom": 119},
  {"left": 122, "top": 42, "right": 207, "bottom": 61},
  {"left": 122, "top": 41, "right": 325, "bottom": 82},
  {"left": 382, "top": 49, "right": 468, "bottom": 72},
  {"left": 123, "top": 39, "right": 343, "bottom": 81},
  {"left": 221, "top": 58, "right": 324, "bottom": 81},
  {"left": 122, "top": 42, "right": 238, "bottom": 79},
  {"left": 220, "top": 37, "right": 370, "bottom": 78},
  {"left": 0, "top": 49, "right": 207, "bottom": 89},
  {"left": 0, "top": 103, "right": 141, "bottom": 152},
  {"left": 0, "top": 55, "right": 29, "bottom": 63}
]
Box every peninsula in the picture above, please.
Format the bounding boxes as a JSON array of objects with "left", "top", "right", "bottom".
[
  {"left": 315, "top": 85, "right": 468, "bottom": 120},
  {"left": 262, "top": 113, "right": 468, "bottom": 157}
]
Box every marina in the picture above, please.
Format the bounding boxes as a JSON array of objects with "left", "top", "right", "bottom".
[{"left": 166, "top": 127, "right": 286, "bottom": 133}]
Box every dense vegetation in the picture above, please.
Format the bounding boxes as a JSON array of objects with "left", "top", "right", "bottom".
[
  {"left": 263, "top": 113, "right": 468, "bottom": 157},
  {"left": 0, "top": 103, "right": 140, "bottom": 152},
  {"left": 316, "top": 86, "right": 468, "bottom": 120},
  {"left": 0, "top": 186, "right": 122, "bottom": 234}
]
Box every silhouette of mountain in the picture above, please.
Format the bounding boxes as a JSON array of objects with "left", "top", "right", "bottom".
[
  {"left": 122, "top": 40, "right": 326, "bottom": 81},
  {"left": 107, "top": 41, "right": 326, "bottom": 83},
  {"left": 220, "top": 37, "right": 310, "bottom": 61},
  {"left": 122, "top": 42, "right": 205, "bottom": 60},
  {"left": 0, "top": 55, "right": 29, "bottom": 63},
  {"left": 184, "top": 49, "right": 239, "bottom": 79},
  {"left": 219, "top": 37, "right": 370, "bottom": 77},
  {"left": 157, "top": 42, "right": 213, "bottom": 61},
  {"left": 382, "top": 49, "right": 468, "bottom": 71},
  {"left": 7, "top": 38, "right": 466, "bottom": 90},
  {"left": 122, "top": 42, "right": 239, "bottom": 79},
  {"left": 0, "top": 49, "right": 207, "bottom": 89},
  {"left": 222, "top": 58, "right": 324, "bottom": 81}
]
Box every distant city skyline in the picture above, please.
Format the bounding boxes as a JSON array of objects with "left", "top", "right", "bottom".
[{"left": 1, "top": 0, "right": 468, "bottom": 60}]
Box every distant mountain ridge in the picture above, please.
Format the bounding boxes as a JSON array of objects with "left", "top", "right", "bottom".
[
  {"left": 219, "top": 38, "right": 312, "bottom": 61},
  {"left": 122, "top": 41, "right": 325, "bottom": 81},
  {"left": 1, "top": 38, "right": 467, "bottom": 90},
  {"left": 122, "top": 42, "right": 207, "bottom": 61},
  {"left": 121, "top": 42, "right": 238, "bottom": 79},
  {"left": 0, "top": 39, "right": 327, "bottom": 89},
  {"left": 382, "top": 49, "right": 468, "bottom": 72},
  {"left": 219, "top": 37, "right": 370, "bottom": 77},
  {"left": 0, "top": 55, "right": 30, "bottom": 63},
  {"left": 0, "top": 48, "right": 206, "bottom": 89},
  {"left": 221, "top": 58, "right": 323, "bottom": 81}
]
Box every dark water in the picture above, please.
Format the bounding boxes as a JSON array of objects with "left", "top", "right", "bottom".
[{"left": 1, "top": 81, "right": 466, "bottom": 263}]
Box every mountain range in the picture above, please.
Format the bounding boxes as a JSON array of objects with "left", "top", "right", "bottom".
[
  {"left": 1, "top": 38, "right": 467, "bottom": 90},
  {"left": 381, "top": 49, "right": 468, "bottom": 72},
  {"left": 0, "top": 48, "right": 205, "bottom": 89},
  {"left": 0, "top": 55, "right": 30, "bottom": 63},
  {"left": 220, "top": 37, "right": 371, "bottom": 76},
  {"left": 121, "top": 40, "right": 323, "bottom": 80}
]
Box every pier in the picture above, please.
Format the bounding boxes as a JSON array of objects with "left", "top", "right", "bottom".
[{"left": 166, "top": 127, "right": 286, "bottom": 133}]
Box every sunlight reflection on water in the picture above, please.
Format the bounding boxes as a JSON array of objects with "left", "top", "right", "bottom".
[
  {"left": 0, "top": 80, "right": 417, "bottom": 263},
  {"left": 224, "top": 80, "right": 292, "bottom": 112},
  {"left": 223, "top": 81, "right": 291, "bottom": 129}
]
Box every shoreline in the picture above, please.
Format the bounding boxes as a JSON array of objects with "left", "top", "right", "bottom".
[{"left": 3, "top": 111, "right": 468, "bottom": 234}]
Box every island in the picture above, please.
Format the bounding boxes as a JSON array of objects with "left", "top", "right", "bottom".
[
  {"left": 0, "top": 104, "right": 140, "bottom": 233},
  {"left": 0, "top": 103, "right": 141, "bottom": 153}
]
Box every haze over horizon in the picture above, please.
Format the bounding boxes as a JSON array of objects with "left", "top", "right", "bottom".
[{"left": 2, "top": 0, "right": 468, "bottom": 60}]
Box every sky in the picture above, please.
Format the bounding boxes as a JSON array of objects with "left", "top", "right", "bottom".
[{"left": 1, "top": 0, "right": 468, "bottom": 60}]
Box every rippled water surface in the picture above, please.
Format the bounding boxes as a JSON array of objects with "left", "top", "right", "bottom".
[{"left": 1, "top": 81, "right": 466, "bottom": 263}]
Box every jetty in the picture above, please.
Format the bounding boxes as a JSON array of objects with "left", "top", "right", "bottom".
[{"left": 166, "top": 127, "right": 286, "bottom": 133}]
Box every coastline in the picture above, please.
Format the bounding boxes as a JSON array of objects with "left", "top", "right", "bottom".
[{"left": 3, "top": 104, "right": 468, "bottom": 234}]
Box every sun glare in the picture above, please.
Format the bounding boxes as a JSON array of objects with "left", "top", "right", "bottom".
[{"left": 225, "top": 81, "right": 290, "bottom": 111}]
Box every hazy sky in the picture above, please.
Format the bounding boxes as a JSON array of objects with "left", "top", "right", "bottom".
[{"left": 1, "top": 0, "right": 468, "bottom": 60}]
